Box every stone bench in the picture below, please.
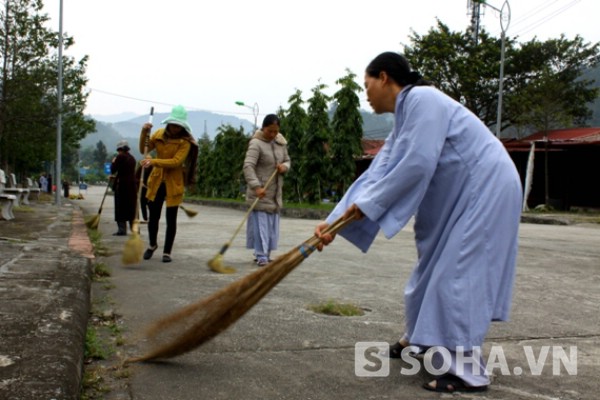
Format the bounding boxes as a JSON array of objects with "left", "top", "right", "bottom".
[
  {"left": 3, "top": 172, "right": 29, "bottom": 206},
  {"left": 26, "top": 177, "right": 41, "bottom": 200},
  {"left": 0, "top": 169, "right": 17, "bottom": 220}
]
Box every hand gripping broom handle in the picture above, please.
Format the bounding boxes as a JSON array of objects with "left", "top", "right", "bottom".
[
  {"left": 299, "top": 212, "right": 358, "bottom": 259},
  {"left": 136, "top": 107, "right": 154, "bottom": 221},
  {"left": 217, "top": 168, "right": 279, "bottom": 256}
]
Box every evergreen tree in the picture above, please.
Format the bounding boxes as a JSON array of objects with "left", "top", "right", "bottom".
[
  {"left": 330, "top": 69, "right": 363, "bottom": 198},
  {"left": 0, "top": 0, "right": 94, "bottom": 177},
  {"left": 196, "top": 132, "right": 213, "bottom": 197},
  {"left": 92, "top": 141, "right": 108, "bottom": 174},
  {"left": 301, "top": 82, "right": 331, "bottom": 204},
  {"left": 507, "top": 35, "right": 599, "bottom": 130},
  {"left": 210, "top": 124, "right": 248, "bottom": 198},
  {"left": 404, "top": 21, "right": 600, "bottom": 134},
  {"left": 404, "top": 21, "right": 507, "bottom": 128},
  {"left": 280, "top": 89, "right": 308, "bottom": 203}
]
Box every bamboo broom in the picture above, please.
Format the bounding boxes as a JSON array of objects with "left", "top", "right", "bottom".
[
  {"left": 125, "top": 213, "right": 356, "bottom": 363},
  {"left": 122, "top": 107, "right": 154, "bottom": 265},
  {"left": 207, "top": 168, "right": 279, "bottom": 274},
  {"left": 84, "top": 174, "right": 116, "bottom": 230},
  {"left": 179, "top": 205, "right": 198, "bottom": 217}
]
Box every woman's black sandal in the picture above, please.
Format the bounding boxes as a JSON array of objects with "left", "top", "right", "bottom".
[
  {"left": 423, "top": 373, "right": 488, "bottom": 393},
  {"left": 388, "top": 341, "right": 407, "bottom": 358},
  {"left": 388, "top": 341, "right": 426, "bottom": 359},
  {"left": 143, "top": 245, "right": 158, "bottom": 260}
]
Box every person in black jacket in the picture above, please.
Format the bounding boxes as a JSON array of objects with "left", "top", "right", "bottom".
[{"left": 110, "top": 140, "right": 137, "bottom": 235}]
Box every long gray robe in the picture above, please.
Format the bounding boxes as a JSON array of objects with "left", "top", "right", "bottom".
[{"left": 326, "top": 85, "right": 522, "bottom": 350}]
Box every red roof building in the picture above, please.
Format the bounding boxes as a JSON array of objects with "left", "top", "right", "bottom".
[
  {"left": 520, "top": 127, "right": 600, "bottom": 143},
  {"left": 360, "top": 129, "right": 600, "bottom": 210}
]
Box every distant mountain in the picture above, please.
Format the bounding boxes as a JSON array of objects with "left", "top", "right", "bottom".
[
  {"left": 80, "top": 110, "right": 256, "bottom": 159},
  {"left": 582, "top": 64, "right": 600, "bottom": 127},
  {"left": 361, "top": 112, "right": 393, "bottom": 138},
  {"left": 92, "top": 112, "right": 140, "bottom": 123},
  {"left": 121, "top": 110, "right": 256, "bottom": 138},
  {"left": 79, "top": 109, "right": 393, "bottom": 159}
]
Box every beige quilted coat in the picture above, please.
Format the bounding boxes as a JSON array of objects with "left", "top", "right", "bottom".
[{"left": 243, "top": 130, "right": 291, "bottom": 213}]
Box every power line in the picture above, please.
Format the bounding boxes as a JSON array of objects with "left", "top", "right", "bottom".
[
  {"left": 477, "top": 0, "right": 582, "bottom": 38},
  {"left": 480, "top": 0, "right": 582, "bottom": 38},
  {"left": 510, "top": 0, "right": 562, "bottom": 29},
  {"left": 512, "top": 0, "right": 581, "bottom": 38},
  {"left": 88, "top": 87, "right": 255, "bottom": 118}
]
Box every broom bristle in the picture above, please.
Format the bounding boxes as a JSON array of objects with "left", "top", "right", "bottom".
[
  {"left": 207, "top": 254, "right": 236, "bottom": 274},
  {"left": 122, "top": 232, "right": 144, "bottom": 265},
  {"left": 126, "top": 248, "right": 303, "bottom": 363},
  {"left": 125, "top": 215, "right": 355, "bottom": 363},
  {"left": 85, "top": 214, "right": 100, "bottom": 230},
  {"left": 180, "top": 205, "right": 198, "bottom": 218}
]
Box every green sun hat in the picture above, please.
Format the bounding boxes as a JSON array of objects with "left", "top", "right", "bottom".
[{"left": 161, "top": 105, "right": 193, "bottom": 133}]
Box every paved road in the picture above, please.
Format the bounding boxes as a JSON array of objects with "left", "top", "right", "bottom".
[{"left": 75, "top": 184, "right": 600, "bottom": 399}]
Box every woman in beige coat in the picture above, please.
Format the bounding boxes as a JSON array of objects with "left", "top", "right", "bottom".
[{"left": 243, "top": 114, "right": 291, "bottom": 266}]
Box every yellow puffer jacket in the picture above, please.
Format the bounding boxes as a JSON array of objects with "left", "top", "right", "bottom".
[{"left": 139, "top": 128, "right": 192, "bottom": 207}]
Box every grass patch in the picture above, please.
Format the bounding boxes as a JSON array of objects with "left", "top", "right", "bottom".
[
  {"left": 308, "top": 299, "right": 365, "bottom": 317},
  {"left": 93, "top": 262, "right": 111, "bottom": 280},
  {"left": 80, "top": 367, "right": 110, "bottom": 400},
  {"left": 523, "top": 208, "right": 600, "bottom": 224},
  {"left": 13, "top": 205, "right": 34, "bottom": 213},
  {"left": 81, "top": 298, "right": 130, "bottom": 399},
  {"left": 84, "top": 326, "right": 111, "bottom": 360},
  {"left": 187, "top": 195, "right": 336, "bottom": 212},
  {"left": 81, "top": 219, "right": 131, "bottom": 399},
  {"left": 285, "top": 202, "right": 335, "bottom": 211},
  {"left": 87, "top": 228, "right": 110, "bottom": 257}
]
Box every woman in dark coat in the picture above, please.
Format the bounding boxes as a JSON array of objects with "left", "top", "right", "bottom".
[{"left": 110, "top": 140, "right": 137, "bottom": 235}]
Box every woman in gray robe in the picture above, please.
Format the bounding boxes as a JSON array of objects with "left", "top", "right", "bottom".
[{"left": 316, "top": 52, "right": 522, "bottom": 393}]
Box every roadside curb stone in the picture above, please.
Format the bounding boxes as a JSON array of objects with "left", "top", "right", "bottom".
[{"left": 0, "top": 201, "right": 93, "bottom": 400}]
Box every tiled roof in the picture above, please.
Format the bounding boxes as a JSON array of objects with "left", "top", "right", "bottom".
[
  {"left": 522, "top": 127, "right": 600, "bottom": 142},
  {"left": 361, "top": 139, "right": 385, "bottom": 156}
]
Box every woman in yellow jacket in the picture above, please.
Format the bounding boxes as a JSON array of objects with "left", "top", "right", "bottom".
[{"left": 139, "top": 105, "right": 198, "bottom": 263}]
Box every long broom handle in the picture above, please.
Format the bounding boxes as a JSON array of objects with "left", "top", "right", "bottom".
[
  {"left": 136, "top": 107, "right": 154, "bottom": 222},
  {"left": 97, "top": 173, "right": 116, "bottom": 213},
  {"left": 217, "top": 168, "right": 279, "bottom": 255}
]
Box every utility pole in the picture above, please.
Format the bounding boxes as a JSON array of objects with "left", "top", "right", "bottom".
[
  {"left": 55, "top": 0, "right": 63, "bottom": 205},
  {"left": 468, "top": 0, "right": 484, "bottom": 44},
  {"left": 468, "top": 0, "right": 511, "bottom": 137}
]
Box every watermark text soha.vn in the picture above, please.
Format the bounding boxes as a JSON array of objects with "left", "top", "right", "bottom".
[{"left": 354, "top": 342, "right": 578, "bottom": 378}]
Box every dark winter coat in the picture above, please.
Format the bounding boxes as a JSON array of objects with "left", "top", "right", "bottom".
[{"left": 110, "top": 151, "right": 137, "bottom": 222}]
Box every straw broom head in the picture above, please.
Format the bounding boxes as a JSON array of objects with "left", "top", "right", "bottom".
[
  {"left": 207, "top": 248, "right": 236, "bottom": 274},
  {"left": 84, "top": 214, "right": 101, "bottom": 230},
  {"left": 122, "top": 223, "right": 144, "bottom": 265},
  {"left": 180, "top": 205, "right": 198, "bottom": 218},
  {"left": 125, "top": 214, "right": 355, "bottom": 363},
  {"left": 86, "top": 174, "right": 115, "bottom": 230}
]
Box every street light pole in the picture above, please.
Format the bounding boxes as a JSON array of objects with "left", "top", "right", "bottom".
[
  {"left": 55, "top": 0, "right": 64, "bottom": 205},
  {"left": 478, "top": 0, "right": 511, "bottom": 137},
  {"left": 235, "top": 101, "right": 259, "bottom": 131},
  {"left": 495, "top": 1, "right": 511, "bottom": 138}
]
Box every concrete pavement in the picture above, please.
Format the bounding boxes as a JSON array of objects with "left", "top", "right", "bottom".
[
  {"left": 0, "top": 195, "right": 93, "bottom": 400},
  {"left": 1, "top": 184, "right": 599, "bottom": 399}
]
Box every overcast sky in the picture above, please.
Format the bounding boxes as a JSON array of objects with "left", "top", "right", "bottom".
[{"left": 43, "top": 0, "right": 597, "bottom": 123}]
